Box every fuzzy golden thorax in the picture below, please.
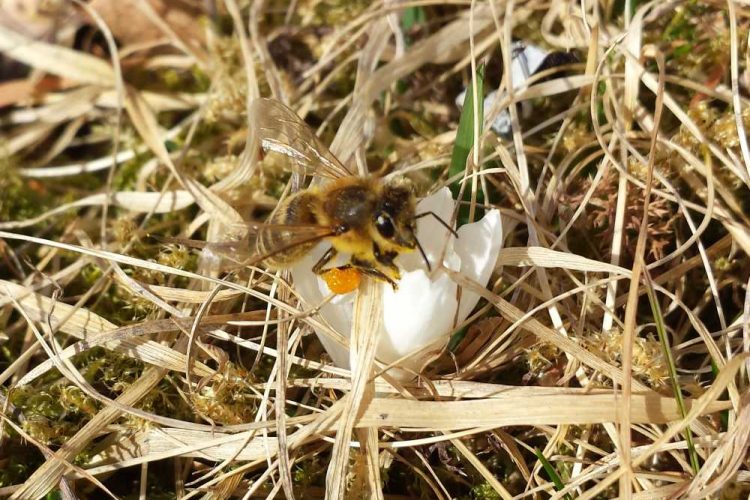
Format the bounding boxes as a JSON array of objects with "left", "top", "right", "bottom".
[{"left": 316, "top": 177, "right": 418, "bottom": 272}]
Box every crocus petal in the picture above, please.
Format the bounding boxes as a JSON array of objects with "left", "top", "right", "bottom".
[
  {"left": 379, "top": 207, "right": 502, "bottom": 367},
  {"left": 454, "top": 209, "right": 503, "bottom": 320},
  {"left": 397, "top": 187, "right": 456, "bottom": 272},
  {"left": 509, "top": 42, "right": 548, "bottom": 87},
  {"left": 380, "top": 270, "right": 457, "bottom": 362},
  {"left": 290, "top": 245, "right": 355, "bottom": 367}
]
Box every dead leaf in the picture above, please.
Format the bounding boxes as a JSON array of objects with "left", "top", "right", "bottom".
[
  {"left": 88, "top": 0, "right": 206, "bottom": 56},
  {"left": 0, "top": 78, "right": 35, "bottom": 107},
  {"left": 0, "top": 75, "right": 62, "bottom": 108}
]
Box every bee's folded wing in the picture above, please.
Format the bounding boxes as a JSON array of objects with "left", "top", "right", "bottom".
[
  {"left": 250, "top": 98, "right": 354, "bottom": 180},
  {"left": 149, "top": 234, "right": 253, "bottom": 266},
  {"left": 152, "top": 222, "right": 334, "bottom": 269}
]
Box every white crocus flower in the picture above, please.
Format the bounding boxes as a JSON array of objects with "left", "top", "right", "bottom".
[{"left": 290, "top": 187, "right": 503, "bottom": 375}]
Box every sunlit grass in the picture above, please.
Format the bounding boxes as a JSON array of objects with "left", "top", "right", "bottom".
[{"left": 0, "top": 1, "right": 748, "bottom": 498}]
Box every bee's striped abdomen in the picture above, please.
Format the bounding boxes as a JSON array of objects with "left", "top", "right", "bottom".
[{"left": 258, "top": 191, "right": 321, "bottom": 268}]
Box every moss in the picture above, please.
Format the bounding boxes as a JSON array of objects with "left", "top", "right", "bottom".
[
  {"left": 10, "top": 381, "right": 100, "bottom": 446},
  {"left": 8, "top": 348, "right": 149, "bottom": 445},
  {"left": 584, "top": 329, "right": 669, "bottom": 390},
  {"left": 293, "top": 456, "right": 326, "bottom": 491},
  {"left": 0, "top": 445, "right": 43, "bottom": 487},
  {"left": 190, "top": 363, "right": 258, "bottom": 425},
  {"left": 297, "top": 0, "right": 370, "bottom": 25},
  {"left": 112, "top": 156, "right": 145, "bottom": 191},
  {"left": 133, "top": 375, "right": 194, "bottom": 425},
  {"left": 469, "top": 482, "right": 501, "bottom": 500},
  {"left": 0, "top": 154, "right": 49, "bottom": 222},
  {"left": 649, "top": 1, "right": 729, "bottom": 79}
]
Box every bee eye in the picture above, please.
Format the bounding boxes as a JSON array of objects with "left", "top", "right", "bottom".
[{"left": 375, "top": 213, "right": 395, "bottom": 239}]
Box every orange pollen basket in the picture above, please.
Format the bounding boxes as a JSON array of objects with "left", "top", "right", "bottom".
[{"left": 321, "top": 267, "right": 362, "bottom": 294}]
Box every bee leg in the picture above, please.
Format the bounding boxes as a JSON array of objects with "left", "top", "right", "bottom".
[
  {"left": 349, "top": 258, "right": 399, "bottom": 289},
  {"left": 370, "top": 244, "right": 401, "bottom": 288},
  {"left": 357, "top": 267, "right": 399, "bottom": 289},
  {"left": 312, "top": 247, "right": 338, "bottom": 274}
]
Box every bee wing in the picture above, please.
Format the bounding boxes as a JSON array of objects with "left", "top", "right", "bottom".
[
  {"left": 153, "top": 222, "right": 334, "bottom": 269},
  {"left": 248, "top": 223, "right": 335, "bottom": 266},
  {"left": 251, "top": 98, "right": 355, "bottom": 179},
  {"left": 150, "top": 235, "right": 255, "bottom": 266}
]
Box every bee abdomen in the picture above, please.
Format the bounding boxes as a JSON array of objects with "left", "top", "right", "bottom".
[{"left": 258, "top": 191, "right": 320, "bottom": 268}]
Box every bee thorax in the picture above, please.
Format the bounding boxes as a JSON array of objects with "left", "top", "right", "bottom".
[{"left": 323, "top": 183, "right": 375, "bottom": 229}]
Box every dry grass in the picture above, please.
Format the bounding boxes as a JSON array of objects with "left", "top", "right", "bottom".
[{"left": 0, "top": 0, "right": 749, "bottom": 498}]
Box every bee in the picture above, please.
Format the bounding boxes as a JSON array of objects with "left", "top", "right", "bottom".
[
  {"left": 163, "top": 99, "right": 454, "bottom": 293},
  {"left": 258, "top": 174, "right": 421, "bottom": 288}
]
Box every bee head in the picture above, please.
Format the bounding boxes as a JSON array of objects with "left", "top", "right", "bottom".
[{"left": 373, "top": 180, "right": 418, "bottom": 251}]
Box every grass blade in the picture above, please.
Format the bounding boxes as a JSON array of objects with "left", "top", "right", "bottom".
[
  {"left": 534, "top": 448, "right": 572, "bottom": 500},
  {"left": 449, "top": 64, "right": 484, "bottom": 188},
  {"left": 642, "top": 270, "right": 701, "bottom": 474}
]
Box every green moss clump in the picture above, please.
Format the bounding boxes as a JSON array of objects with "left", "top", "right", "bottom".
[
  {"left": 191, "top": 363, "right": 258, "bottom": 425},
  {"left": 0, "top": 444, "right": 43, "bottom": 487},
  {"left": 0, "top": 154, "right": 49, "bottom": 221},
  {"left": 469, "top": 482, "right": 501, "bottom": 500},
  {"left": 293, "top": 456, "right": 325, "bottom": 493},
  {"left": 10, "top": 382, "right": 99, "bottom": 446},
  {"left": 112, "top": 157, "right": 144, "bottom": 191}
]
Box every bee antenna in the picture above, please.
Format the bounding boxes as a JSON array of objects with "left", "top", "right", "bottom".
[
  {"left": 415, "top": 236, "right": 432, "bottom": 272},
  {"left": 415, "top": 211, "right": 458, "bottom": 238}
]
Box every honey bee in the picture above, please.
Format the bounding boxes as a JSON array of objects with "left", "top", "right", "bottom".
[
  {"left": 258, "top": 173, "right": 421, "bottom": 288},
  {"left": 163, "top": 98, "right": 454, "bottom": 293}
]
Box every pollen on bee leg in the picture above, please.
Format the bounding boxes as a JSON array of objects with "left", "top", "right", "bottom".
[{"left": 321, "top": 267, "right": 361, "bottom": 294}]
